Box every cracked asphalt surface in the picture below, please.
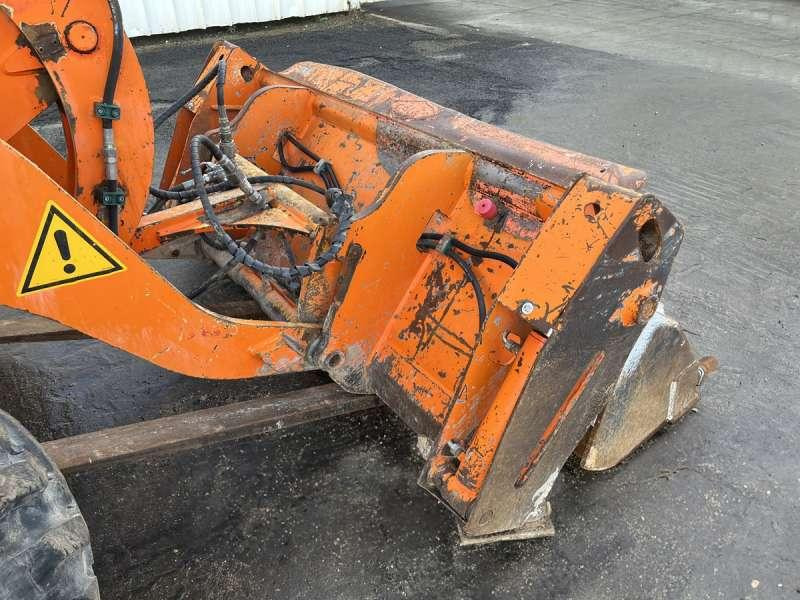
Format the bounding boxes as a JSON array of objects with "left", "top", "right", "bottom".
[{"left": 1, "top": 2, "right": 798, "bottom": 598}]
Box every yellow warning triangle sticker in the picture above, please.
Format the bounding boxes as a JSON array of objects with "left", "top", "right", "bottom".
[{"left": 18, "top": 201, "right": 125, "bottom": 296}]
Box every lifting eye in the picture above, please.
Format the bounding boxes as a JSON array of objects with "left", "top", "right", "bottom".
[
  {"left": 638, "top": 219, "right": 661, "bottom": 262},
  {"left": 240, "top": 65, "right": 255, "bottom": 82}
]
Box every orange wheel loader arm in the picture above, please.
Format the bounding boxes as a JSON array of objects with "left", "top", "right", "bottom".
[
  {"left": 0, "top": 2, "right": 714, "bottom": 544},
  {"left": 0, "top": 0, "right": 154, "bottom": 241}
]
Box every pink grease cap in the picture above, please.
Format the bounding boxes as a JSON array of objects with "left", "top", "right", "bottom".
[{"left": 474, "top": 197, "right": 498, "bottom": 220}]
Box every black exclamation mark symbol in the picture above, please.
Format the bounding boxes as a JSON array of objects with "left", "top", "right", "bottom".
[{"left": 54, "top": 230, "right": 76, "bottom": 274}]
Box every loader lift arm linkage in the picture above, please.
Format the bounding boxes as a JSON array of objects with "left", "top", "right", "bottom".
[{"left": 0, "top": 0, "right": 715, "bottom": 543}]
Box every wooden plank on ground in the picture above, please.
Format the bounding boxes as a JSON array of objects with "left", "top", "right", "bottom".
[
  {"left": 0, "top": 315, "right": 86, "bottom": 343},
  {"left": 43, "top": 384, "right": 380, "bottom": 474}
]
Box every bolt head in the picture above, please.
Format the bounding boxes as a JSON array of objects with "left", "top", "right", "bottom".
[
  {"left": 636, "top": 295, "right": 659, "bottom": 324},
  {"left": 520, "top": 301, "right": 536, "bottom": 316}
]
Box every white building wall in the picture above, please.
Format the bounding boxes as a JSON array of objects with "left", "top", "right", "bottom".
[{"left": 120, "top": 0, "right": 364, "bottom": 37}]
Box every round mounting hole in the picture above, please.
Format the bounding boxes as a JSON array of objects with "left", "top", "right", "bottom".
[
  {"left": 325, "top": 351, "right": 344, "bottom": 369},
  {"left": 240, "top": 65, "right": 255, "bottom": 82},
  {"left": 638, "top": 218, "right": 662, "bottom": 262},
  {"left": 584, "top": 202, "right": 602, "bottom": 220}
]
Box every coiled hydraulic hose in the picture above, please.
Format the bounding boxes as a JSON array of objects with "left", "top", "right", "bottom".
[
  {"left": 150, "top": 58, "right": 353, "bottom": 280},
  {"left": 150, "top": 55, "right": 265, "bottom": 211},
  {"left": 190, "top": 135, "right": 354, "bottom": 280}
]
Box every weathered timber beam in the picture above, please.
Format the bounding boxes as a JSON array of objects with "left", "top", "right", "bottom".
[{"left": 43, "top": 384, "right": 380, "bottom": 474}]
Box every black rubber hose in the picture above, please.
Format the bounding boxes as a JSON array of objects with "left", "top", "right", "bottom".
[
  {"left": 153, "top": 64, "right": 220, "bottom": 130},
  {"left": 147, "top": 175, "right": 328, "bottom": 212},
  {"left": 216, "top": 57, "right": 237, "bottom": 158},
  {"left": 247, "top": 175, "right": 327, "bottom": 196},
  {"left": 216, "top": 57, "right": 227, "bottom": 116},
  {"left": 419, "top": 232, "right": 518, "bottom": 269},
  {"left": 149, "top": 181, "right": 230, "bottom": 201},
  {"left": 277, "top": 131, "right": 319, "bottom": 172},
  {"left": 418, "top": 239, "right": 487, "bottom": 327},
  {"left": 107, "top": 204, "right": 119, "bottom": 235},
  {"left": 277, "top": 131, "right": 342, "bottom": 191},
  {"left": 102, "top": 0, "right": 124, "bottom": 130},
  {"left": 102, "top": 0, "right": 124, "bottom": 234},
  {"left": 189, "top": 135, "right": 353, "bottom": 280},
  {"left": 448, "top": 249, "right": 488, "bottom": 327},
  {"left": 146, "top": 180, "right": 228, "bottom": 213}
]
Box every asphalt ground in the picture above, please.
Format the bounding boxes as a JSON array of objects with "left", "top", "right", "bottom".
[{"left": 1, "top": 2, "right": 798, "bottom": 598}]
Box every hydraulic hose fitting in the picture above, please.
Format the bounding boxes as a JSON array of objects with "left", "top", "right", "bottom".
[
  {"left": 102, "top": 128, "right": 119, "bottom": 183},
  {"left": 217, "top": 154, "right": 267, "bottom": 209},
  {"left": 216, "top": 57, "right": 237, "bottom": 159}
]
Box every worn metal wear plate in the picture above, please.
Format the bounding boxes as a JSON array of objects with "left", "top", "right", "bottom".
[{"left": 463, "top": 193, "right": 683, "bottom": 537}]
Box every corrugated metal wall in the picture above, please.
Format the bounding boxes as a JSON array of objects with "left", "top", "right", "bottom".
[{"left": 120, "top": 0, "right": 363, "bottom": 37}]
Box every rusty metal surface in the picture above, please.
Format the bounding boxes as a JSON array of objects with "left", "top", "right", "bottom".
[
  {"left": 460, "top": 191, "right": 683, "bottom": 537},
  {"left": 0, "top": 3, "right": 716, "bottom": 547},
  {"left": 4, "top": 7, "right": 788, "bottom": 597},
  {"left": 0, "top": 138, "right": 319, "bottom": 379},
  {"left": 281, "top": 61, "right": 648, "bottom": 191}
]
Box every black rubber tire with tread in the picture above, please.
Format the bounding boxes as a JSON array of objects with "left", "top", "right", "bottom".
[{"left": 0, "top": 410, "right": 99, "bottom": 600}]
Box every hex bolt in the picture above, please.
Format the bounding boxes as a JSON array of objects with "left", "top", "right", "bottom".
[
  {"left": 520, "top": 301, "right": 536, "bottom": 316},
  {"left": 502, "top": 330, "right": 523, "bottom": 353},
  {"left": 636, "top": 295, "right": 659, "bottom": 325}
]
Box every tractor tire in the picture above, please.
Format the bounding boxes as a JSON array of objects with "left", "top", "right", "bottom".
[{"left": 0, "top": 410, "right": 100, "bottom": 600}]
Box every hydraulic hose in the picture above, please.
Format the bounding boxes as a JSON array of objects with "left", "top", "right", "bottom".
[
  {"left": 447, "top": 249, "right": 488, "bottom": 326},
  {"left": 100, "top": 0, "right": 125, "bottom": 235},
  {"left": 147, "top": 175, "right": 328, "bottom": 214},
  {"left": 418, "top": 233, "right": 518, "bottom": 269},
  {"left": 418, "top": 239, "right": 487, "bottom": 327},
  {"left": 102, "top": 0, "right": 124, "bottom": 131},
  {"left": 277, "top": 130, "right": 342, "bottom": 196},
  {"left": 189, "top": 135, "right": 354, "bottom": 280},
  {"left": 153, "top": 64, "right": 220, "bottom": 130},
  {"left": 216, "top": 57, "right": 236, "bottom": 158}
]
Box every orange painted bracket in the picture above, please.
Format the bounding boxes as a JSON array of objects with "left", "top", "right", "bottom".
[
  {"left": 460, "top": 192, "right": 684, "bottom": 538},
  {"left": 497, "top": 176, "right": 640, "bottom": 333},
  {"left": 1, "top": 5, "right": 154, "bottom": 242},
  {"left": 0, "top": 140, "right": 318, "bottom": 380}
]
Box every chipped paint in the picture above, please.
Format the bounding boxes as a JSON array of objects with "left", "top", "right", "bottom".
[
  {"left": 525, "top": 469, "right": 559, "bottom": 522},
  {"left": 609, "top": 279, "right": 659, "bottom": 326},
  {"left": 20, "top": 22, "right": 66, "bottom": 62}
]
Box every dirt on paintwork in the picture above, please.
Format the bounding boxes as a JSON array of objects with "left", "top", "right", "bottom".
[{"left": 2, "top": 6, "right": 799, "bottom": 599}]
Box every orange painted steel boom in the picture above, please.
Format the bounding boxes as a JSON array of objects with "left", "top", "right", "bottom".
[{"left": 0, "top": 2, "right": 714, "bottom": 543}]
